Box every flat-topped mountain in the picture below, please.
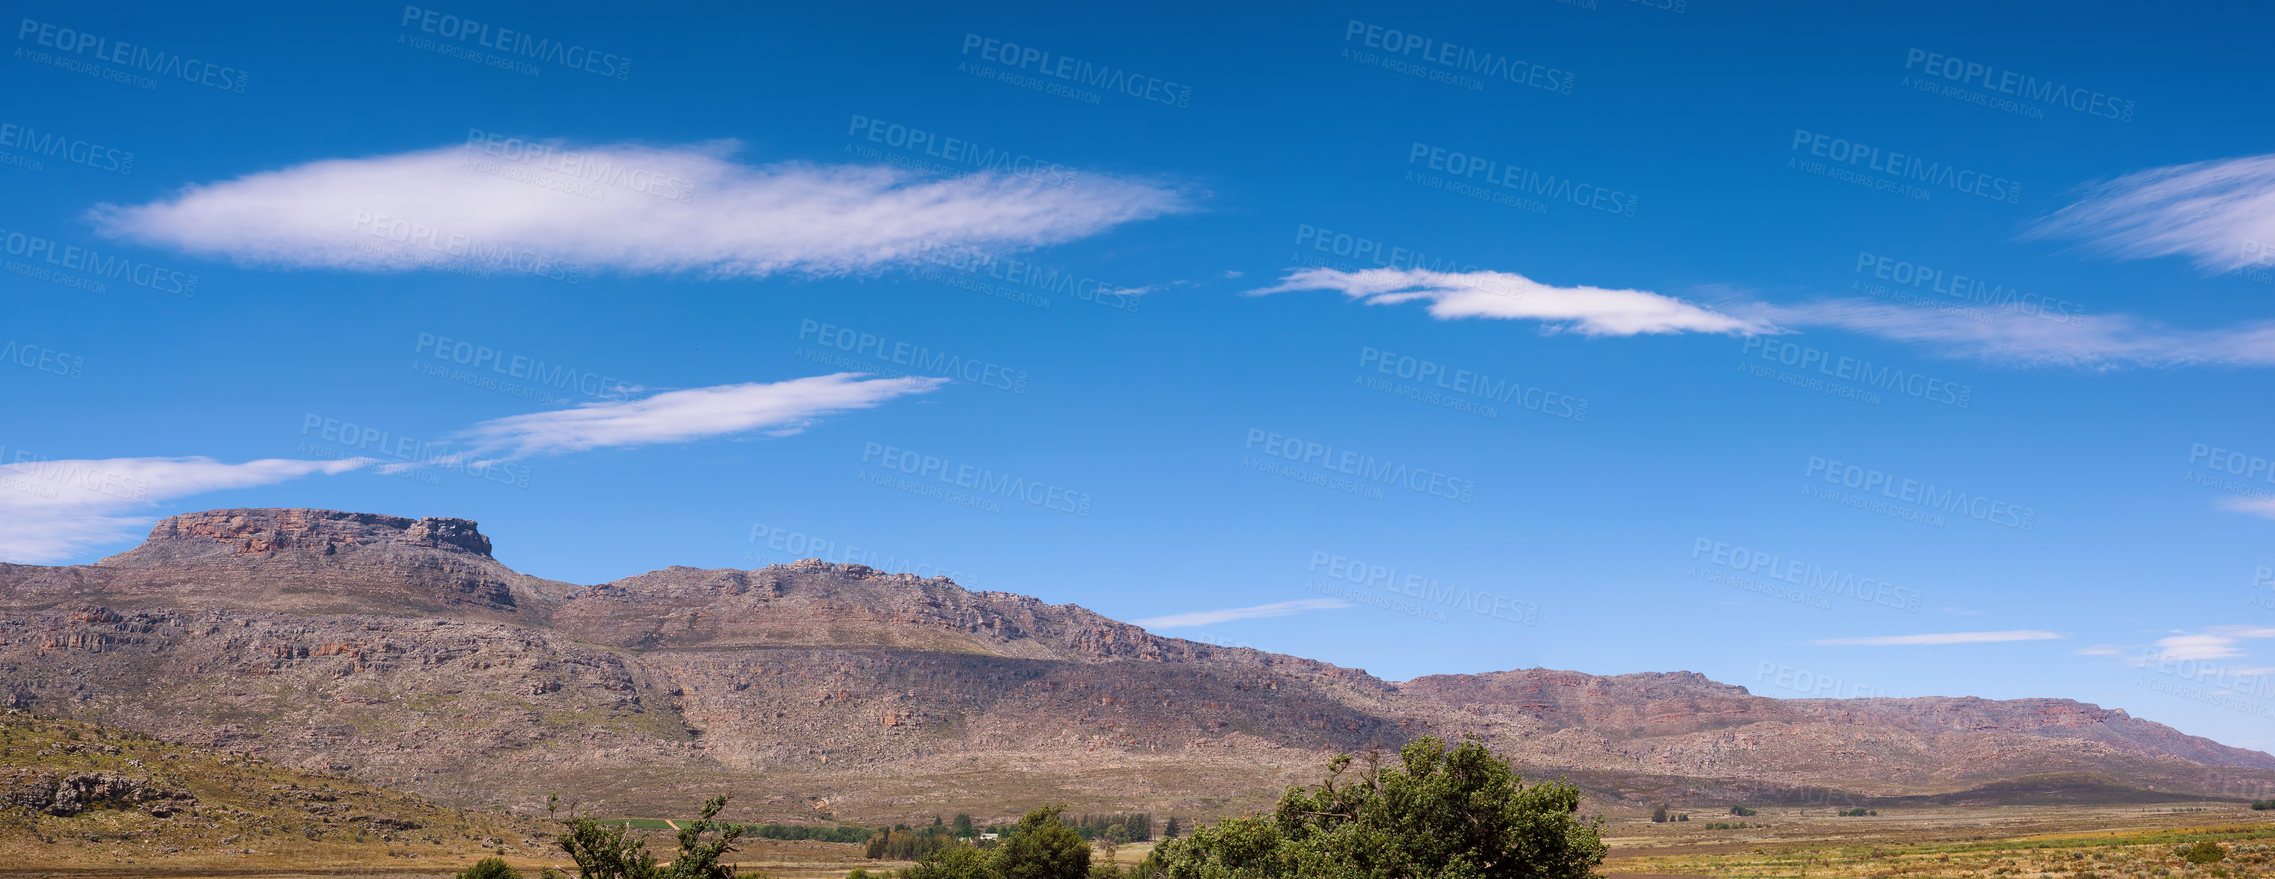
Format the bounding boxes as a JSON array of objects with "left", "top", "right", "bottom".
[{"left": 0, "top": 508, "right": 2266, "bottom": 820}]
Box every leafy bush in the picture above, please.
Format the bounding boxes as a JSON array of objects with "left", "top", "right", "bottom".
[
  {"left": 1148, "top": 736, "right": 1606, "bottom": 879},
  {"left": 2181, "top": 841, "right": 2229, "bottom": 865},
  {"left": 457, "top": 857, "right": 521, "bottom": 879},
  {"left": 1728, "top": 806, "right": 1757, "bottom": 817}
]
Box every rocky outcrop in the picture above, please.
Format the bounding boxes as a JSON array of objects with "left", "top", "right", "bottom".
[
  {"left": 0, "top": 509, "right": 563, "bottom": 618},
  {"left": 0, "top": 507, "right": 2269, "bottom": 820},
  {"left": 103, "top": 509, "right": 495, "bottom": 563},
  {"left": 2, "top": 769, "right": 196, "bottom": 817}
]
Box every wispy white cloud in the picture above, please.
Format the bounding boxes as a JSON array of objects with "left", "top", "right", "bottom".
[
  {"left": 1259, "top": 266, "right": 2275, "bottom": 367},
  {"left": 1133, "top": 598, "right": 1353, "bottom": 630},
  {"left": 457, "top": 373, "right": 946, "bottom": 459},
  {"left": 2218, "top": 497, "right": 2275, "bottom": 520},
  {"left": 1751, "top": 299, "right": 2275, "bottom": 368},
  {"left": 0, "top": 456, "right": 372, "bottom": 564},
  {"left": 1810, "top": 630, "right": 2063, "bottom": 647},
  {"left": 2075, "top": 644, "right": 2122, "bottom": 656},
  {"left": 2145, "top": 626, "right": 2275, "bottom": 661},
  {"left": 2027, "top": 154, "right": 2275, "bottom": 272},
  {"left": 3, "top": 374, "right": 944, "bottom": 562},
  {"left": 1251, "top": 267, "right": 1768, "bottom": 336},
  {"left": 92, "top": 140, "right": 1190, "bottom": 278}
]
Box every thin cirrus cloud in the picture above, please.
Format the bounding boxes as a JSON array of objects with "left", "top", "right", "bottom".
[
  {"left": 2144, "top": 626, "right": 2275, "bottom": 662},
  {"left": 1249, "top": 267, "right": 1771, "bottom": 336},
  {"left": 0, "top": 456, "right": 372, "bottom": 564},
  {"left": 1256, "top": 266, "right": 2275, "bottom": 368},
  {"left": 456, "top": 373, "right": 947, "bottom": 459},
  {"left": 91, "top": 139, "right": 1191, "bottom": 278},
  {"left": 1132, "top": 598, "right": 1355, "bottom": 630},
  {"left": 2217, "top": 497, "right": 2275, "bottom": 521},
  {"left": 1751, "top": 298, "right": 2275, "bottom": 368},
  {"left": 1809, "top": 630, "right": 2064, "bottom": 647},
  {"left": 2026, "top": 153, "right": 2275, "bottom": 272},
  {"left": 5, "top": 374, "right": 942, "bottom": 563}
]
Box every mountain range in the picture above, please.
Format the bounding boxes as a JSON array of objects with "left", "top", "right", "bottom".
[{"left": 2, "top": 508, "right": 2268, "bottom": 821}]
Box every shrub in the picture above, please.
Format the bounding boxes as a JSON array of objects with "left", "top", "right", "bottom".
[
  {"left": 457, "top": 857, "right": 521, "bottom": 879},
  {"left": 2181, "top": 841, "right": 2229, "bottom": 865}
]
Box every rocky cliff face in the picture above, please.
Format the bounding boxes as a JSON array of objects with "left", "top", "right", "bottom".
[
  {"left": 1, "top": 509, "right": 560, "bottom": 619},
  {"left": 0, "top": 508, "right": 2268, "bottom": 820}
]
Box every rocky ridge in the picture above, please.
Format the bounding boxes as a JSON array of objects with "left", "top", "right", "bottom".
[{"left": 0, "top": 508, "right": 2268, "bottom": 820}]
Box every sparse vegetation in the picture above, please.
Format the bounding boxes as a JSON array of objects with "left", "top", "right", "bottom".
[
  {"left": 0, "top": 710, "right": 541, "bottom": 869},
  {"left": 1621, "top": 820, "right": 2275, "bottom": 879}
]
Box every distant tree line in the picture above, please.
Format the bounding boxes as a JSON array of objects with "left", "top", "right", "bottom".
[
  {"left": 867, "top": 825, "right": 958, "bottom": 861},
  {"left": 740, "top": 822, "right": 873, "bottom": 844},
  {"left": 2253, "top": 799, "right": 2274, "bottom": 811},
  {"left": 1067, "top": 812, "right": 1152, "bottom": 842}
]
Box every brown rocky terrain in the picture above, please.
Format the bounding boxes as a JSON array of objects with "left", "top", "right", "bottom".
[
  {"left": 1, "top": 507, "right": 2269, "bottom": 822},
  {"left": 0, "top": 709, "right": 545, "bottom": 870}
]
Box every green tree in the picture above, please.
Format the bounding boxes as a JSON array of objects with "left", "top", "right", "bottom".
[
  {"left": 1150, "top": 736, "right": 1606, "bottom": 879},
  {"left": 997, "top": 806, "right": 1092, "bottom": 879},
  {"left": 458, "top": 857, "right": 522, "bottom": 879},
  {"left": 1162, "top": 817, "right": 1180, "bottom": 840},
  {"left": 660, "top": 796, "right": 746, "bottom": 879},
  {"left": 954, "top": 813, "right": 978, "bottom": 837},
  {"left": 904, "top": 841, "right": 996, "bottom": 879},
  {"left": 1650, "top": 804, "right": 1668, "bottom": 823},
  {"left": 549, "top": 813, "right": 658, "bottom": 879},
  {"left": 546, "top": 795, "right": 746, "bottom": 879}
]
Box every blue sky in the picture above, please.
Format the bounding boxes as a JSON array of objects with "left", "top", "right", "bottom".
[{"left": 8, "top": 0, "right": 2275, "bottom": 752}]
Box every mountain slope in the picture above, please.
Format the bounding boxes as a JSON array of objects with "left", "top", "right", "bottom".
[{"left": 0, "top": 508, "right": 2266, "bottom": 820}]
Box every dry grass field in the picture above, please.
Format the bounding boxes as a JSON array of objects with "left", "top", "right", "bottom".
[
  {"left": 9, "top": 804, "right": 2273, "bottom": 879},
  {"left": 1603, "top": 802, "right": 2275, "bottom": 878}
]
